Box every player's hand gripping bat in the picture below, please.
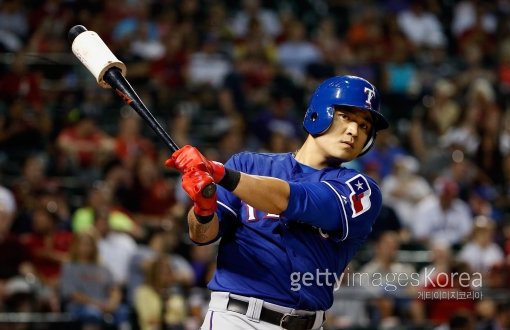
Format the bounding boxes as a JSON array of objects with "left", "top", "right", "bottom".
[{"left": 68, "top": 25, "right": 216, "bottom": 198}]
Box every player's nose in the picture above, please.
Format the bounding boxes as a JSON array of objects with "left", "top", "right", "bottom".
[{"left": 345, "top": 121, "right": 359, "bottom": 137}]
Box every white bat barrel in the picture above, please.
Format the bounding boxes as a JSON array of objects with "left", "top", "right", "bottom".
[{"left": 69, "top": 25, "right": 126, "bottom": 88}]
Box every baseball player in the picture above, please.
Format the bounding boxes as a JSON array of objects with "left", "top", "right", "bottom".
[{"left": 166, "top": 75, "right": 389, "bottom": 330}]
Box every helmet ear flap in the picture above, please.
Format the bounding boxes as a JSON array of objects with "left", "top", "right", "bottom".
[{"left": 303, "top": 105, "right": 335, "bottom": 135}]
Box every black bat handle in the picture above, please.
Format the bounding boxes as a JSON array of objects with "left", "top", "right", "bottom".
[
  {"left": 103, "top": 68, "right": 217, "bottom": 198},
  {"left": 104, "top": 68, "right": 179, "bottom": 152}
]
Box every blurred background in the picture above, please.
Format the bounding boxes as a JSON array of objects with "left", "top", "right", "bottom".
[{"left": 0, "top": 0, "right": 509, "bottom": 329}]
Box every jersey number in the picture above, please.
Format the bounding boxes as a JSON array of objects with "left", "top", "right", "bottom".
[{"left": 246, "top": 205, "right": 280, "bottom": 222}]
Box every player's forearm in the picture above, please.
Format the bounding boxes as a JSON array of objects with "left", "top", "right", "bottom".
[
  {"left": 187, "top": 208, "right": 219, "bottom": 244},
  {"left": 231, "top": 173, "right": 290, "bottom": 215}
]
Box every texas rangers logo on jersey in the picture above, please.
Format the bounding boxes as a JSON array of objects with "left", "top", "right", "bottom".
[{"left": 346, "top": 174, "right": 372, "bottom": 217}]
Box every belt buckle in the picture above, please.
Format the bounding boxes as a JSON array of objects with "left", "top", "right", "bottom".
[
  {"left": 279, "top": 313, "right": 293, "bottom": 329},
  {"left": 280, "top": 312, "right": 316, "bottom": 330}
]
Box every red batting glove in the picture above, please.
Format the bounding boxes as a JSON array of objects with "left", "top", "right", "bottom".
[
  {"left": 165, "top": 145, "right": 225, "bottom": 182},
  {"left": 181, "top": 170, "right": 217, "bottom": 217}
]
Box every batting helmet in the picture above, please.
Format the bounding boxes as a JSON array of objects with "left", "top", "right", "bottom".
[{"left": 303, "top": 75, "right": 389, "bottom": 155}]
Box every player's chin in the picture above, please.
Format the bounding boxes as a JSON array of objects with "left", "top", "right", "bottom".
[
  {"left": 330, "top": 149, "right": 358, "bottom": 163},
  {"left": 339, "top": 144, "right": 360, "bottom": 156}
]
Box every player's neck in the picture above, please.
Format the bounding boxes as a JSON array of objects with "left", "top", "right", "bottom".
[{"left": 294, "top": 136, "right": 329, "bottom": 169}]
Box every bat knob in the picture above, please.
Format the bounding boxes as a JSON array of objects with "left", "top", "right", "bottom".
[
  {"left": 68, "top": 25, "right": 87, "bottom": 44},
  {"left": 202, "top": 183, "right": 217, "bottom": 198}
]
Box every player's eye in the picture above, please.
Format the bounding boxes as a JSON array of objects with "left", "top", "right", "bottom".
[
  {"left": 359, "top": 123, "right": 370, "bottom": 131},
  {"left": 337, "top": 112, "right": 349, "bottom": 120}
]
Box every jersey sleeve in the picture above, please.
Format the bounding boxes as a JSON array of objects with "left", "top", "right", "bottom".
[{"left": 282, "top": 173, "right": 382, "bottom": 241}]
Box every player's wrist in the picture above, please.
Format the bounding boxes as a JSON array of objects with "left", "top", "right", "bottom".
[
  {"left": 217, "top": 168, "right": 241, "bottom": 192},
  {"left": 193, "top": 209, "right": 215, "bottom": 224}
]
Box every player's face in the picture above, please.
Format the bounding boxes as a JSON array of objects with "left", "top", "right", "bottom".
[{"left": 315, "top": 106, "right": 373, "bottom": 162}]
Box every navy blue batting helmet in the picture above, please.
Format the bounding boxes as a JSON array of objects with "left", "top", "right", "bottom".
[{"left": 303, "top": 75, "right": 389, "bottom": 154}]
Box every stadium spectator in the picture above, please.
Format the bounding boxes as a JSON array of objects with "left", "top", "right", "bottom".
[
  {"left": 132, "top": 155, "right": 178, "bottom": 224},
  {"left": 71, "top": 181, "right": 138, "bottom": 237},
  {"left": 133, "top": 256, "right": 187, "bottom": 330},
  {"left": 10, "top": 155, "right": 59, "bottom": 212},
  {"left": 455, "top": 43, "right": 496, "bottom": 93},
  {"left": 396, "top": 0, "right": 446, "bottom": 49},
  {"left": 0, "top": 0, "right": 28, "bottom": 52},
  {"left": 358, "top": 129, "right": 407, "bottom": 180},
  {"left": 326, "top": 262, "right": 374, "bottom": 329},
  {"left": 411, "top": 261, "right": 477, "bottom": 326},
  {"left": 359, "top": 231, "right": 416, "bottom": 328},
  {"left": 0, "top": 185, "right": 30, "bottom": 282},
  {"left": 20, "top": 205, "right": 72, "bottom": 289},
  {"left": 0, "top": 98, "right": 50, "bottom": 165},
  {"left": 457, "top": 216, "right": 505, "bottom": 275},
  {"left": 410, "top": 176, "right": 473, "bottom": 247},
  {"left": 452, "top": 1, "right": 495, "bottom": 38},
  {"left": 148, "top": 28, "right": 188, "bottom": 93},
  {"left": 380, "top": 155, "right": 432, "bottom": 229},
  {"left": 229, "top": 0, "right": 282, "bottom": 39},
  {"left": 276, "top": 19, "right": 322, "bottom": 84},
  {"left": 380, "top": 29, "right": 421, "bottom": 122},
  {"left": 417, "top": 46, "right": 460, "bottom": 94},
  {"left": 250, "top": 88, "right": 301, "bottom": 151},
  {"left": 61, "top": 231, "right": 130, "bottom": 330},
  {"left": 361, "top": 160, "right": 405, "bottom": 242},
  {"left": 114, "top": 111, "right": 156, "bottom": 169},
  {"left": 56, "top": 112, "right": 115, "bottom": 180},
  {"left": 0, "top": 52, "right": 43, "bottom": 107},
  {"left": 111, "top": 1, "right": 162, "bottom": 61},
  {"left": 93, "top": 207, "right": 137, "bottom": 287},
  {"left": 417, "top": 242, "right": 452, "bottom": 287},
  {"left": 408, "top": 93, "right": 454, "bottom": 179},
  {"left": 313, "top": 16, "right": 352, "bottom": 68},
  {"left": 126, "top": 227, "right": 194, "bottom": 304},
  {"left": 189, "top": 244, "right": 217, "bottom": 289},
  {"left": 187, "top": 34, "right": 231, "bottom": 88},
  {"left": 9, "top": 155, "right": 64, "bottom": 233}
]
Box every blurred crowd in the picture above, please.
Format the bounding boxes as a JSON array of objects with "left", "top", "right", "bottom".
[{"left": 1, "top": 0, "right": 510, "bottom": 329}]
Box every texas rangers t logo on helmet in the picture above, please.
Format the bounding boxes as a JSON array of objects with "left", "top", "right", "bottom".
[{"left": 364, "top": 86, "right": 375, "bottom": 109}]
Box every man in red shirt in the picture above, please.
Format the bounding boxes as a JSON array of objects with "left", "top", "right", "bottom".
[{"left": 21, "top": 206, "right": 72, "bottom": 288}]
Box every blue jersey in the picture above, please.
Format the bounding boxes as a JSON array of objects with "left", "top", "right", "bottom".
[{"left": 205, "top": 152, "right": 382, "bottom": 311}]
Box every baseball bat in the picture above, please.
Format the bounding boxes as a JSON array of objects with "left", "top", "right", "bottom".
[{"left": 68, "top": 25, "right": 216, "bottom": 198}]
